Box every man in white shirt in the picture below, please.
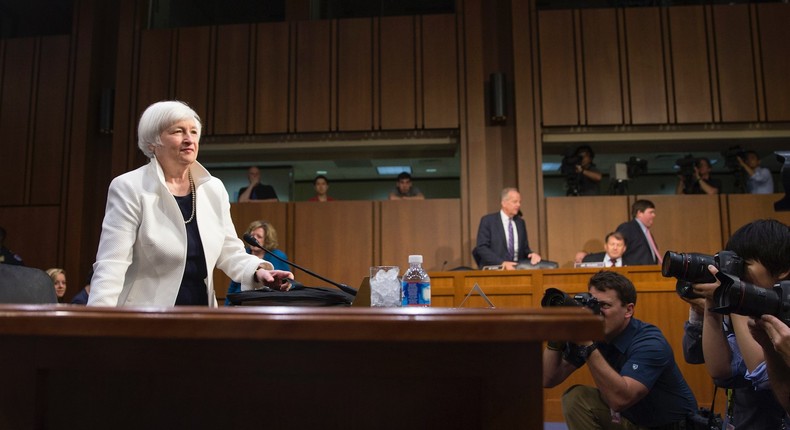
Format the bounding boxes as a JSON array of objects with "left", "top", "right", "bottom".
[{"left": 582, "top": 232, "right": 627, "bottom": 267}]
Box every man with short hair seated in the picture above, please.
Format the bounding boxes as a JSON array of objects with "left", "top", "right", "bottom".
[
  {"left": 582, "top": 232, "right": 627, "bottom": 267},
  {"left": 543, "top": 271, "right": 697, "bottom": 429}
]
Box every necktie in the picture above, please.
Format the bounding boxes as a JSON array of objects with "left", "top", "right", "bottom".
[
  {"left": 507, "top": 218, "right": 515, "bottom": 261},
  {"left": 645, "top": 229, "right": 662, "bottom": 264},
  {"left": 609, "top": 258, "right": 617, "bottom": 267}
]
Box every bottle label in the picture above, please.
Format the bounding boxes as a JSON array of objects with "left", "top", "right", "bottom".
[{"left": 402, "top": 281, "right": 431, "bottom": 306}]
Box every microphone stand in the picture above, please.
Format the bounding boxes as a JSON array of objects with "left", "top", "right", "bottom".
[{"left": 243, "top": 234, "right": 357, "bottom": 296}]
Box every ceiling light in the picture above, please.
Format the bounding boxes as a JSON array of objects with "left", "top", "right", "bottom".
[{"left": 377, "top": 166, "right": 411, "bottom": 176}]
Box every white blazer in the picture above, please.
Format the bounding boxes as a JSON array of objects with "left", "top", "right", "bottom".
[{"left": 88, "top": 159, "right": 272, "bottom": 307}]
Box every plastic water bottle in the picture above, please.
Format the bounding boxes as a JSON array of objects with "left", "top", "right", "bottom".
[{"left": 401, "top": 255, "right": 431, "bottom": 307}]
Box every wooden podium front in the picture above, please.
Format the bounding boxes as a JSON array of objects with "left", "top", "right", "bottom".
[{"left": 0, "top": 305, "right": 601, "bottom": 429}]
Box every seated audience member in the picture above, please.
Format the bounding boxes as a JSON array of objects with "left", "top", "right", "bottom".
[
  {"left": 543, "top": 271, "right": 697, "bottom": 429},
  {"left": 308, "top": 175, "right": 335, "bottom": 202},
  {"left": 388, "top": 172, "right": 424, "bottom": 200},
  {"left": 676, "top": 157, "right": 721, "bottom": 195},
  {"left": 0, "top": 226, "right": 24, "bottom": 266},
  {"left": 573, "top": 145, "right": 603, "bottom": 196},
  {"left": 226, "top": 220, "right": 290, "bottom": 305},
  {"left": 238, "top": 166, "right": 278, "bottom": 202},
  {"left": 581, "top": 232, "right": 626, "bottom": 267},
  {"left": 616, "top": 199, "right": 660, "bottom": 266},
  {"left": 472, "top": 187, "right": 541, "bottom": 270},
  {"left": 738, "top": 150, "right": 774, "bottom": 194},
  {"left": 691, "top": 219, "right": 790, "bottom": 427},
  {"left": 46, "top": 268, "right": 67, "bottom": 303},
  {"left": 71, "top": 269, "right": 93, "bottom": 305}
]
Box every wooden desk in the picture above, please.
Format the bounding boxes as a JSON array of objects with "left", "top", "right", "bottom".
[{"left": 0, "top": 305, "right": 602, "bottom": 430}]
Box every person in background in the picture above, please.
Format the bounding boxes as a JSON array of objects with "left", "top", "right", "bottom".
[
  {"left": 616, "top": 199, "right": 660, "bottom": 266},
  {"left": 0, "top": 226, "right": 24, "bottom": 266},
  {"left": 308, "top": 175, "right": 335, "bottom": 202},
  {"left": 581, "top": 232, "right": 626, "bottom": 267},
  {"left": 88, "top": 101, "right": 293, "bottom": 307},
  {"left": 70, "top": 268, "right": 93, "bottom": 305},
  {"left": 543, "top": 271, "right": 697, "bottom": 429},
  {"left": 573, "top": 145, "right": 603, "bottom": 196},
  {"left": 388, "top": 172, "right": 424, "bottom": 200},
  {"left": 472, "top": 187, "right": 541, "bottom": 269},
  {"left": 238, "top": 166, "right": 278, "bottom": 202},
  {"left": 225, "top": 220, "right": 290, "bottom": 305},
  {"left": 676, "top": 157, "right": 721, "bottom": 195},
  {"left": 738, "top": 150, "right": 774, "bottom": 194},
  {"left": 46, "top": 268, "right": 67, "bottom": 303}
]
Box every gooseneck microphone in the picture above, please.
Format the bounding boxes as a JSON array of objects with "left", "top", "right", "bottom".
[{"left": 243, "top": 233, "right": 357, "bottom": 296}]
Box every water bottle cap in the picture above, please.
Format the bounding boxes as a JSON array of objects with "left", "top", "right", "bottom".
[{"left": 408, "top": 255, "right": 423, "bottom": 264}]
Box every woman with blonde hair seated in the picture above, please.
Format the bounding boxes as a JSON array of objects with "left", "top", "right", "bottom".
[
  {"left": 46, "top": 268, "right": 67, "bottom": 303},
  {"left": 225, "top": 220, "right": 290, "bottom": 305}
]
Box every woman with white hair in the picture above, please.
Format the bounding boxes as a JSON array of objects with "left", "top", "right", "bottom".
[{"left": 88, "top": 101, "right": 292, "bottom": 307}]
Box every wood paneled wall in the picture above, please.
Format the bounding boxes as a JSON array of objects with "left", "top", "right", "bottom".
[
  {"left": 539, "top": 4, "right": 790, "bottom": 126},
  {"left": 133, "top": 14, "right": 459, "bottom": 136}
]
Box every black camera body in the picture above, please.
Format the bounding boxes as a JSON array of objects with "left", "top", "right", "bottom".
[
  {"left": 676, "top": 154, "right": 696, "bottom": 182},
  {"left": 687, "top": 407, "right": 724, "bottom": 430},
  {"left": 661, "top": 250, "right": 744, "bottom": 299},
  {"left": 721, "top": 145, "right": 746, "bottom": 172},
  {"left": 541, "top": 287, "right": 602, "bottom": 314},
  {"left": 712, "top": 271, "right": 790, "bottom": 326}
]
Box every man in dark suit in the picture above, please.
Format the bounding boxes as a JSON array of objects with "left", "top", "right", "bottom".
[
  {"left": 473, "top": 188, "right": 542, "bottom": 269},
  {"left": 582, "top": 231, "right": 626, "bottom": 267},
  {"left": 616, "top": 199, "right": 660, "bottom": 266}
]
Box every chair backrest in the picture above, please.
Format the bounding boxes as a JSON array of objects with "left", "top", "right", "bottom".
[{"left": 0, "top": 265, "right": 58, "bottom": 304}]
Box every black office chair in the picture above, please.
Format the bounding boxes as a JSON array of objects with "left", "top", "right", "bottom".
[
  {"left": 0, "top": 265, "right": 58, "bottom": 304},
  {"left": 516, "top": 260, "right": 559, "bottom": 270}
]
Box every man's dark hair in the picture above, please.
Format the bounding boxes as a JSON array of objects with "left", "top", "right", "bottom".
[
  {"left": 589, "top": 271, "right": 637, "bottom": 306},
  {"left": 397, "top": 172, "right": 412, "bottom": 181},
  {"left": 605, "top": 231, "right": 624, "bottom": 243},
  {"left": 631, "top": 199, "right": 655, "bottom": 218},
  {"left": 575, "top": 145, "right": 594, "bottom": 159},
  {"left": 726, "top": 219, "right": 790, "bottom": 280},
  {"left": 743, "top": 150, "right": 759, "bottom": 159},
  {"left": 695, "top": 157, "right": 712, "bottom": 169},
  {"left": 313, "top": 174, "right": 329, "bottom": 185}
]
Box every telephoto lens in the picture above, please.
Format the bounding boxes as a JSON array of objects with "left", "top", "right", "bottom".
[{"left": 662, "top": 251, "right": 717, "bottom": 284}]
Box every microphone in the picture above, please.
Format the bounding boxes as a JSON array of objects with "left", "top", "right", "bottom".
[
  {"left": 243, "top": 233, "right": 357, "bottom": 296},
  {"left": 441, "top": 260, "right": 448, "bottom": 271}
]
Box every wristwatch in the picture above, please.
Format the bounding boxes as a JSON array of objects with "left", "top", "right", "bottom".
[{"left": 578, "top": 343, "right": 598, "bottom": 360}]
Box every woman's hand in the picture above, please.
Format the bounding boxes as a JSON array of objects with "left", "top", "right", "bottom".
[{"left": 255, "top": 268, "right": 294, "bottom": 291}]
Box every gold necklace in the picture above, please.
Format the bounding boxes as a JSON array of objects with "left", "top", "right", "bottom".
[{"left": 184, "top": 171, "right": 196, "bottom": 224}]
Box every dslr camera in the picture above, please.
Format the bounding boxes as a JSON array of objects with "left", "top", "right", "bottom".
[
  {"left": 712, "top": 271, "right": 790, "bottom": 326},
  {"left": 675, "top": 155, "right": 697, "bottom": 191},
  {"left": 661, "top": 250, "right": 744, "bottom": 299},
  {"left": 663, "top": 249, "right": 790, "bottom": 326},
  {"left": 541, "top": 287, "right": 602, "bottom": 314}
]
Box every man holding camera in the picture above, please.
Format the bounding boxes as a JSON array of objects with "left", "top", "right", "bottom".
[
  {"left": 690, "top": 219, "right": 790, "bottom": 427},
  {"left": 737, "top": 150, "right": 774, "bottom": 194},
  {"left": 543, "top": 271, "right": 697, "bottom": 429},
  {"left": 675, "top": 157, "right": 721, "bottom": 195}
]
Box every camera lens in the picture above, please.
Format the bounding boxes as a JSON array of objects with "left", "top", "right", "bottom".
[
  {"left": 661, "top": 251, "right": 716, "bottom": 284},
  {"left": 714, "top": 278, "right": 784, "bottom": 318}
]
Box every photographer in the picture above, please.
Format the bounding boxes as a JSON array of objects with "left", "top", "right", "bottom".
[
  {"left": 737, "top": 150, "right": 774, "bottom": 194},
  {"left": 543, "top": 271, "right": 696, "bottom": 429},
  {"left": 676, "top": 157, "right": 721, "bottom": 195},
  {"left": 561, "top": 145, "right": 602, "bottom": 196},
  {"left": 691, "top": 220, "right": 790, "bottom": 427},
  {"left": 574, "top": 145, "right": 602, "bottom": 196}
]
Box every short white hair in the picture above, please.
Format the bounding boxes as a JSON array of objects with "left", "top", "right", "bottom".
[{"left": 137, "top": 101, "right": 202, "bottom": 158}]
